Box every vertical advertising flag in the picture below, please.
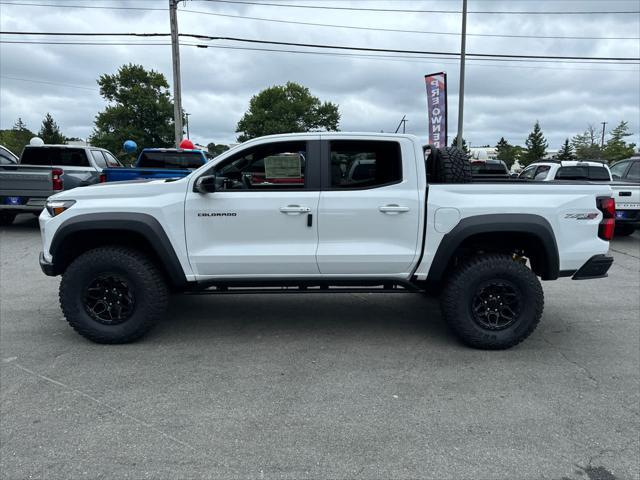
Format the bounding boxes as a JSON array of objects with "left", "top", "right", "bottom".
[{"left": 424, "top": 72, "right": 447, "bottom": 148}]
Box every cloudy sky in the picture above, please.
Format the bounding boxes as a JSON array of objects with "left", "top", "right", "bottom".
[{"left": 1, "top": 0, "right": 639, "bottom": 150}]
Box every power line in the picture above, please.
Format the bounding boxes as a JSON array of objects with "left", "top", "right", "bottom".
[
  {"left": 2, "top": 32, "right": 638, "bottom": 62},
  {"left": 2, "top": 2, "right": 637, "bottom": 41},
  {"left": 198, "top": 0, "right": 640, "bottom": 15},
  {"left": 177, "top": 8, "right": 640, "bottom": 41},
  {"left": 0, "top": 75, "right": 100, "bottom": 91}
]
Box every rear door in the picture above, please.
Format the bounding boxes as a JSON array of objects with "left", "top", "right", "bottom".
[
  {"left": 316, "top": 137, "right": 421, "bottom": 276},
  {"left": 185, "top": 137, "right": 322, "bottom": 278}
]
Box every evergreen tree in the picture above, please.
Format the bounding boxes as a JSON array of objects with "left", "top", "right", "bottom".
[
  {"left": 495, "top": 137, "right": 518, "bottom": 169},
  {"left": 207, "top": 143, "right": 230, "bottom": 157},
  {"left": 38, "top": 113, "right": 66, "bottom": 144},
  {"left": 522, "top": 121, "right": 548, "bottom": 166},
  {"left": 0, "top": 118, "right": 35, "bottom": 156},
  {"left": 450, "top": 135, "right": 470, "bottom": 155},
  {"left": 556, "top": 138, "right": 575, "bottom": 160},
  {"left": 603, "top": 121, "right": 636, "bottom": 163}
]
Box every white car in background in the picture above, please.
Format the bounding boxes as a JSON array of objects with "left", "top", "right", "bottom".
[{"left": 519, "top": 160, "right": 612, "bottom": 182}]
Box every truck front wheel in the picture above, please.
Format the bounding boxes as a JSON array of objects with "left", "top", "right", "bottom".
[
  {"left": 59, "top": 246, "right": 168, "bottom": 343},
  {"left": 440, "top": 254, "right": 544, "bottom": 349}
]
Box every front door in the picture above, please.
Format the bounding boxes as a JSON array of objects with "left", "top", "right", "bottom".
[
  {"left": 185, "top": 138, "right": 321, "bottom": 278},
  {"left": 316, "top": 138, "right": 422, "bottom": 276}
]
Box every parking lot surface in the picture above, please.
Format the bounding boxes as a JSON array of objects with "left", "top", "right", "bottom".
[{"left": 1, "top": 214, "right": 639, "bottom": 480}]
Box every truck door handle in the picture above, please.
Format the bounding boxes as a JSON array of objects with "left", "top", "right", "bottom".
[
  {"left": 280, "top": 205, "right": 311, "bottom": 215},
  {"left": 379, "top": 204, "right": 410, "bottom": 214}
]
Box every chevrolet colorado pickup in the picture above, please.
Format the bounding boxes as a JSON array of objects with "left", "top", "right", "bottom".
[
  {"left": 0, "top": 144, "right": 122, "bottom": 225},
  {"left": 38, "top": 133, "right": 616, "bottom": 349}
]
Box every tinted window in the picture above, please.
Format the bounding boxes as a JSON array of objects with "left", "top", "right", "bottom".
[
  {"left": 214, "top": 141, "right": 306, "bottom": 190},
  {"left": 137, "top": 151, "right": 204, "bottom": 169},
  {"left": 609, "top": 161, "right": 629, "bottom": 178},
  {"left": 20, "top": 147, "right": 89, "bottom": 166},
  {"left": 91, "top": 150, "right": 107, "bottom": 169},
  {"left": 556, "top": 165, "right": 610, "bottom": 180},
  {"left": 471, "top": 162, "right": 508, "bottom": 175},
  {"left": 330, "top": 140, "right": 402, "bottom": 189},
  {"left": 626, "top": 161, "right": 640, "bottom": 181}
]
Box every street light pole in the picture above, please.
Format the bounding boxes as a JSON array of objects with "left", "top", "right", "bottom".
[
  {"left": 456, "top": 0, "right": 468, "bottom": 150},
  {"left": 169, "top": 0, "right": 183, "bottom": 147},
  {"left": 600, "top": 121, "right": 607, "bottom": 149}
]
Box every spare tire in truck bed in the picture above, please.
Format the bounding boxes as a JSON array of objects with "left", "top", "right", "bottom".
[{"left": 428, "top": 146, "right": 472, "bottom": 183}]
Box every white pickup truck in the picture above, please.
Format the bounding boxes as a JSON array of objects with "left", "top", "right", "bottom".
[{"left": 38, "top": 133, "right": 616, "bottom": 349}]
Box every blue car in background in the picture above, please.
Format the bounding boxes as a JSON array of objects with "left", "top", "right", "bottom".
[{"left": 101, "top": 148, "right": 210, "bottom": 182}]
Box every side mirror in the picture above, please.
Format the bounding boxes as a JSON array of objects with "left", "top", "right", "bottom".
[
  {"left": 612, "top": 174, "right": 621, "bottom": 180},
  {"left": 194, "top": 175, "right": 216, "bottom": 194}
]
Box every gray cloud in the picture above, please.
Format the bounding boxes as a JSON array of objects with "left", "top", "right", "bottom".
[{"left": 1, "top": 0, "right": 638, "bottom": 149}]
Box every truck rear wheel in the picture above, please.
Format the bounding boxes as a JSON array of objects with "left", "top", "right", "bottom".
[
  {"left": 59, "top": 246, "right": 168, "bottom": 344},
  {"left": 0, "top": 212, "right": 16, "bottom": 226},
  {"left": 440, "top": 254, "right": 544, "bottom": 349}
]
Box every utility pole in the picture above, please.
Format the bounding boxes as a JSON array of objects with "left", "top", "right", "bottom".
[
  {"left": 169, "top": 0, "right": 183, "bottom": 147},
  {"left": 456, "top": 0, "right": 468, "bottom": 150},
  {"left": 185, "top": 112, "right": 191, "bottom": 139},
  {"left": 600, "top": 121, "right": 607, "bottom": 149}
]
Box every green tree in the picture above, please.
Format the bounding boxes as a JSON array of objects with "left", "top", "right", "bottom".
[
  {"left": 0, "top": 118, "right": 35, "bottom": 156},
  {"left": 90, "top": 64, "right": 176, "bottom": 154},
  {"left": 450, "top": 135, "right": 470, "bottom": 155},
  {"left": 207, "top": 143, "right": 230, "bottom": 157},
  {"left": 603, "top": 121, "right": 636, "bottom": 163},
  {"left": 236, "top": 82, "right": 340, "bottom": 142},
  {"left": 571, "top": 125, "right": 602, "bottom": 160},
  {"left": 38, "top": 113, "right": 66, "bottom": 144},
  {"left": 556, "top": 138, "right": 575, "bottom": 161},
  {"left": 495, "top": 137, "right": 518, "bottom": 169},
  {"left": 522, "top": 121, "right": 548, "bottom": 166}
]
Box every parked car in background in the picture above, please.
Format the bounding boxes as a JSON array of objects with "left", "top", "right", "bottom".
[
  {"left": 0, "top": 145, "right": 18, "bottom": 165},
  {"left": 0, "top": 144, "right": 122, "bottom": 225},
  {"left": 470, "top": 159, "right": 510, "bottom": 179},
  {"left": 101, "top": 148, "right": 209, "bottom": 182},
  {"left": 609, "top": 156, "right": 640, "bottom": 236},
  {"left": 519, "top": 161, "right": 612, "bottom": 182}
]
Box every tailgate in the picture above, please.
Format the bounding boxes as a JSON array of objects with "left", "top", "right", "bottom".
[
  {"left": 611, "top": 183, "right": 640, "bottom": 210},
  {"left": 0, "top": 165, "right": 53, "bottom": 196}
]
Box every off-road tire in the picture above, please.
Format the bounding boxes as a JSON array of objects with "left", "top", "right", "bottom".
[
  {"left": 59, "top": 246, "right": 168, "bottom": 344},
  {"left": 615, "top": 224, "right": 636, "bottom": 237},
  {"left": 0, "top": 212, "right": 16, "bottom": 226},
  {"left": 437, "top": 146, "right": 472, "bottom": 183},
  {"left": 440, "top": 254, "right": 544, "bottom": 349}
]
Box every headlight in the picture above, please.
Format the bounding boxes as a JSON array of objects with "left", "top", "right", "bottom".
[{"left": 46, "top": 200, "right": 75, "bottom": 217}]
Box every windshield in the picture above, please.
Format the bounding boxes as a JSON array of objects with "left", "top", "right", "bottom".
[{"left": 137, "top": 151, "right": 204, "bottom": 169}]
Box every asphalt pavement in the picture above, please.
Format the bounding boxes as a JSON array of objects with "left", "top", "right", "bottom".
[{"left": 1, "top": 214, "right": 639, "bottom": 480}]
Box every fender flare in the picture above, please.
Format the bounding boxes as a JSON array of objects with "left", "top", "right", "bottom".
[
  {"left": 49, "top": 212, "right": 188, "bottom": 287},
  {"left": 425, "top": 213, "right": 560, "bottom": 284}
]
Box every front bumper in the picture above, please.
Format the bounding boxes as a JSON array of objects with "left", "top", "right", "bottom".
[
  {"left": 572, "top": 254, "right": 614, "bottom": 280},
  {"left": 39, "top": 252, "right": 57, "bottom": 276}
]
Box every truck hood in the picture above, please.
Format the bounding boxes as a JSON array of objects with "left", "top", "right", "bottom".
[{"left": 49, "top": 177, "right": 186, "bottom": 201}]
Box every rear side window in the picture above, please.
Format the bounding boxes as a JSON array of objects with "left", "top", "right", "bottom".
[
  {"left": 91, "top": 150, "right": 108, "bottom": 169},
  {"left": 20, "top": 147, "right": 90, "bottom": 167},
  {"left": 626, "top": 161, "right": 640, "bottom": 181},
  {"left": 137, "top": 151, "right": 204, "bottom": 169},
  {"left": 330, "top": 140, "right": 402, "bottom": 189},
  {"left": 556, "top": 165, "right": 610, "bottom": 180}
]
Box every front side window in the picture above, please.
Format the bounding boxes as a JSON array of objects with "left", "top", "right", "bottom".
[
  {"left": 626, "top": 161, "right": 640, "bottom": 181},
  {"left": 214, "top": 141, "right": 306, "bottom": 190},
  {"left": 103, "top": 151, "right": 122, "bottom": 167},
  {"left": 519, "top": 166, "right": 537, "bottom": 179},
  {"left": 609, "top": 161, "right": 629, "bottom": 179},
  {"left": 534, "top": 165, "right": 551, "bottom": 180},
  {"left": 330, "top": 140, "right": 402, "bottom": 189},
  {"left": 91, "top": 150, "right": 107, "bottom": 169}
]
